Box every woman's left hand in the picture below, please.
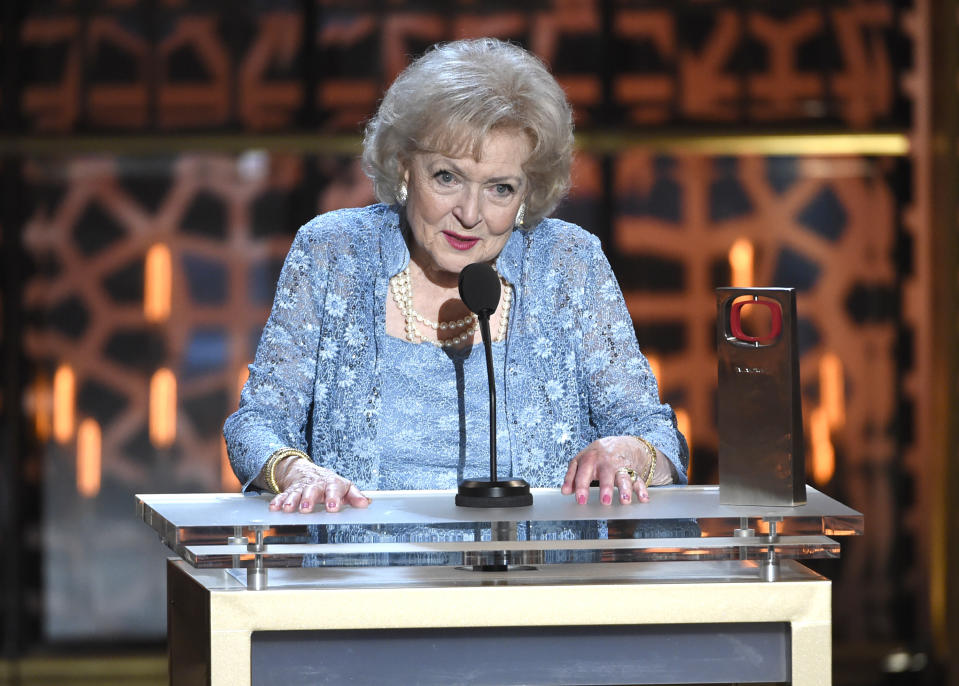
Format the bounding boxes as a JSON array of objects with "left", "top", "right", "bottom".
[{"left": 561, "top": 436, "right": 651, "bottom": 506}]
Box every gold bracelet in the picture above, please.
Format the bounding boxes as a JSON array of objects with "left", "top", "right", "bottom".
[
  {"left": 634, "top": 436, "right": 658, "bottom": 486},
  {"left": 264, "top": 448, "right": 308, "bottom": 494}
]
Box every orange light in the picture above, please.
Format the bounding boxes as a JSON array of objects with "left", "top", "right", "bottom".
[
  {"left": 144, "top": 243, "right": 172, "bottom": 323},
  {"left": 819, "top": 352, "right": 845, "bottom": 429},
  {"left": 221, "top": 438, "right": 240, "bottom": 492},
  {"left": 728, "top": 238, "right": 754, "bottom": 288},
  {"left": 237, "top": 365, "right": 250, "bottom": 402},
  {"left": 809, "top": 407, "right": 835, "bottom": 485},
  {"left": 76, "top": 418, "right": 102, "bottom": 498},
  {"left": 149, "top": 368, "right": 177, "bottom": 448},
  {"left": 675, "top": 408, "right": 692, "bottom": 456},
  {"left": 34, "top": 373, "right": 52, "bottom": 442},
  {"left": 53, "top": 364, "right": 75, "bottom": 444},
  {"left": 646, "top": 354, "right": 662, "bottom": 389}
]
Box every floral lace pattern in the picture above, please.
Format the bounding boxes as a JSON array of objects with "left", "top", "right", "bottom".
[
  {"left": 376, "top": 335, "right": 510, "bottom": 488},
  {"left": 224, "top": 204, "right": 689, "bottom": 493}
]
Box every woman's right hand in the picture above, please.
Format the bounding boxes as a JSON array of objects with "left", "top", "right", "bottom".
[{"left": 268, "top": 456, "right": 371, "bottom": 513}]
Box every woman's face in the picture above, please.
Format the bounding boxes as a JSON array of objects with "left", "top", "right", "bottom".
[{"left": 403, "top": 129, "right": 530, "bottom": 283}]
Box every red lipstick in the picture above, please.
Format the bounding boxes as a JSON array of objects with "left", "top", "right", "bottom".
[{"left": 443, "top": 231, "right": 479, "bottom": 251}]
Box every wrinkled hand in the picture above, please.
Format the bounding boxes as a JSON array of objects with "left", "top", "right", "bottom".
[
  {"left": 268, "top": 457, "right": 371, "bottom": 513},
  {"left": 561, "top": 436, "right": 650, "bottom": 506}
]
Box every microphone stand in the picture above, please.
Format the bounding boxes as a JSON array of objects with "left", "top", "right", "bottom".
[
  {"left": 480, "top": 310, "right": 498, "bottom": 481},
  {"left": 455, "top": 268, "right": 532, "bottom": 508}
]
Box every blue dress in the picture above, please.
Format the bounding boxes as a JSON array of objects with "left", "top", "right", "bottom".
[{"left": 376, "top": 335, "right": 510, "bottom": 489}]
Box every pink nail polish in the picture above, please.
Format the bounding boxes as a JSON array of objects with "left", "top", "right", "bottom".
[
  {"left": 577, "top": 494, "right": 586, "bottom": 505},
  {"left": 601, "top": 493, "right": 611, "bottom": 505},
  {"left": 327, "top": 501, "right": 336, "bottom": 510}
]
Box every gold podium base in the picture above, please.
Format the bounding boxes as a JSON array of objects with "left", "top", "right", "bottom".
[{"left": 168, "top": 558, "right": 832, "bottom": 685}]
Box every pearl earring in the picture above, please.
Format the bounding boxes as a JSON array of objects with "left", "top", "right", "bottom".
[
  {"left": 397, "top": 182, "right": 408, "bottom": 205},
  {"left": 515, "top": 203, "right": 526, "bottom": 227}
]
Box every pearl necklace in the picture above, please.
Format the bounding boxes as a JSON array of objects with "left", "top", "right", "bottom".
[{"left": 389, "top": 266, "right": 512, "bottom": 347}]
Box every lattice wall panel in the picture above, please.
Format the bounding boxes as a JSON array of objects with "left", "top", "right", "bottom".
[
  {"left": 612, "top": 153, "right": 898, "bottom": 467},
  {"left": 604, "top": 151, "right": 904, "bottom": 638},
  {"left": 16, "top": 0, "right": 910, "bottom": 133},
  {"left": 22, "top": 152, "right": 375, "bottom": 638}
]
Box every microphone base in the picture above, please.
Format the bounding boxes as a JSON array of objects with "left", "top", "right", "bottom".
[{"left": 455, "top": 479, "right": 533, "bottom": 508}]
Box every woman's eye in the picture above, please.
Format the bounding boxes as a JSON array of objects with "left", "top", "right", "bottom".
[
  {"left": 434, "top": 170, "right": 455, "bottom": 184},
  {"left": 493, "top": 183, "right": 515, "bottom": 196}
]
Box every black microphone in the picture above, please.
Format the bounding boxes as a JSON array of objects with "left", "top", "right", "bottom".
[
  {"left": 455, "top": 263, "right": 533, "bottom": 508},
  {"left": 459, "top": 261, "right": 501, "bottom": 316}
]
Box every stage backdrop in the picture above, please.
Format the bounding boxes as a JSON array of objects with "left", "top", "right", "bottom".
[{"left": 1, "top": 0, "right": 925, "bottom": 654}]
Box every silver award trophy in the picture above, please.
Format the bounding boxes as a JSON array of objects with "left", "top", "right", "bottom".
[{"left": 716, "top": 287, "right": 806, "bottom": 506}]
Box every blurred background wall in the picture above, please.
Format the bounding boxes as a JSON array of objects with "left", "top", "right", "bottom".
[{"left": 0, "top": 1, "right": 956, "bottom": 684}]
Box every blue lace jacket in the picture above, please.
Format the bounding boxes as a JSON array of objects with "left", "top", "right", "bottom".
[{"left": 224, "top": 204, "right": 689, "bottom": 491}]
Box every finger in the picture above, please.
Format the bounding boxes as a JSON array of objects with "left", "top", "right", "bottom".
[
  {"left": 596, "top": 461, "right": 618, "bottom": 506},
  {"left": 561, "top": 459, "right": 580, "bottom": 495},
  {"left": 324, "top": 478, "right": 351, "bottom": 512},
  {"left": 282, "top": 486, "right": 304, "bottom": 512},
  {"left": 634, "top": 477, "right": 650, "bottom": 503},
  {"left": 269, "top": 492, "right": 286, "bottom": 511},
  {"left": 345, "top": 483, "right": 371, "bottom": 508},
  {"left": 298, "top": 483, "right": 323, "bottom": 513},
  {"left": 573, "top": 455, "right": 597, "bottom": 505},
  {"left": 617, "top": 470, "right": 634, "bottom": 504}
]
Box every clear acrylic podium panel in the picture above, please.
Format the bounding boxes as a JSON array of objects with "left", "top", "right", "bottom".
[{"left": 137, "top": 485, "right": 862, "bottom": 571}]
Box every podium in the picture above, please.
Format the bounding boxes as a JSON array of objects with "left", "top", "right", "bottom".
[{"left": 137, "top": 486, "right": 861, "bottom": 686}]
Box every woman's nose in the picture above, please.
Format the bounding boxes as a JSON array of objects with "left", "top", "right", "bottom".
[{"left": 453, "top": 186, "right": 481, "bottom": 228}]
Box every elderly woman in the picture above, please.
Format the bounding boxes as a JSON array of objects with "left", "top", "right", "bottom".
[{"left": 224, "top": 38, "right": 688, "bottom": 518}]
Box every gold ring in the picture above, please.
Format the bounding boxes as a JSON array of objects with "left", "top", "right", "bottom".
[{"left": 616, "top": 467, "right": 638, "bottom": 482}]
